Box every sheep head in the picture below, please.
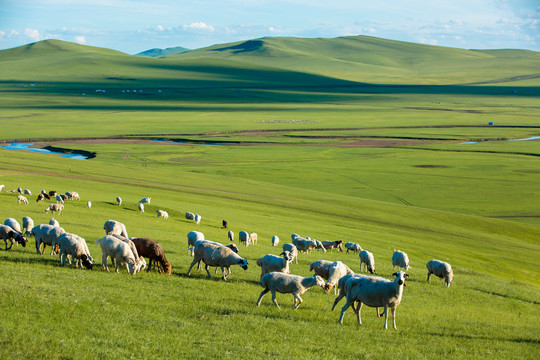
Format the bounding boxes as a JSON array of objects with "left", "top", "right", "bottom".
[
  {"left": 237, "top": 258, "right": 248, "bottom": 270},
  {"left": 392, "top": 271, "right": 409, "bottom": 286},
  {"left": 15, "top": 233, "right": 27, "bottom": 247},
  {"left": 323, "top": 283, "right": 333, "bottom": 294},
  {"left": 81, "top": 254, "right": 93, "bottom": 270},
  {"left": 314, "top": 275, "right": 325, "bottom": 288}
]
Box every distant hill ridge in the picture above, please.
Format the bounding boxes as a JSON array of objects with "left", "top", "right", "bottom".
[
  {"left": 135, "top": 46, "right": 190, "bottom": 57},
  {"left": 0, "top": 36, "right": 539, "bottom": 85}
]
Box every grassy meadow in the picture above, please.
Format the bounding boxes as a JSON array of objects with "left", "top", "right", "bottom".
[{"left": 0, "top": 36, "right": 539, "bottom": 359}]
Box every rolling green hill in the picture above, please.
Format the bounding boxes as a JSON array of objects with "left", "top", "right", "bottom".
[{"left": 134, "top": 46, "right": 190, "bottom": 57}]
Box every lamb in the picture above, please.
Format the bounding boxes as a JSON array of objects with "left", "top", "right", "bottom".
[
  {"left": 131, "top": 237, "right": 172, "bottom": 274},
  {"left": 55, "top": 194, "right": 64, "bottom": 204},
  {"left": 103, "top": 220, "right": 129, "bottom": 239},
  {"left": 227, "top": 230, "right": 234, "bottom": 242},
  {"left": 95, "top": 235, "right": 137, "bottom": 274},
  {"left": 185, "top": 212, "right": 195, "bottom": 220},
  {"left": 22, "top": 216, "right": 34, "bottom": 236},
  {"left": 116, "top": 196, "right": 122, "bottom": 206},
  {"left": 392, "top": 249, "right": 411, "bottom": 270},
  {"left": 17, "top": 195, "right": 29, "bottom": 204},
  {"left": 45, "top": 203, "right": 64, "bottom": 215},
  {"left": 345, "top": 242, "right": 363, "bottom": 254},
  {"left": 0, "top": 224, "right": 27, "bottom": 250},
  {"left": 31, "top": 224, "right": 65, "bottom": 255},
  {"left": 321, "top": 240, "right": 344, "bottom": 252},
  {"left": 256, "top": 251, "right": 293, "bottom": 280},
  {"left": 56, "top": 232, "right": 93, "bottom": 270},
  {"left": 156, "top": 210, "right": 169, "bottom": 219},
  {"left": 138, "top": 203, "right": 144, "bottom": 213},
  {"left": 187, "top": 240, "right": 248, "bottom": 281},
  {"left": 360, "top": 250, "right": 376, "bottom": 274},
  {"left": 338, "top": 271, "right": 409, "bottom": 330},
  {"left": 293, "top": 236, "right": 326, "bottom": 254},
  {"left": 194, "top": 214, "right": 201, "bottom": 225},
  {"left": 282, "top": 243, "right": 299, "bottom": 264},
  {"left": 426, "top": 259, "right": 454, "bottom": 287},
  {"left": 324, "top": 261, "right": 355, "bottom": 294},
  {"left": 272, "top": 235, "right": 279, "bottom": 247},
  {"left": 139, "top": 197, "right": 151, "bottom": 204},
  {"left": 256, "top": 272, "right": 325, "bottom": 309},
  {"left": 239, "top": 230, "right": 249, "bottom": 246},
  {"left": 49, "top": 218, "right": 60, "bottom": 227}
]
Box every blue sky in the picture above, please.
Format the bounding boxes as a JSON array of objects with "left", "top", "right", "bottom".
[{"left": 0, "top": 0, "right": 538, "bottom": 53}]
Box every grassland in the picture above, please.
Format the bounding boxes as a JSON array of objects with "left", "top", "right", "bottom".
[{"left": 0, "top": 36, "right": 539, "bottom": 359}]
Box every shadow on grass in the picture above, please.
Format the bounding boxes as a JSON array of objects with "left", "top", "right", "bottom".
[
  {"left": 0, "top": 253, "right": 59, "bottom": 267},
  {"left": 424, "top": 331, "right": 539, "bottom": 345}
]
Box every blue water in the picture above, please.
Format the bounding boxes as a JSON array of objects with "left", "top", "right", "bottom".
[
  {"left": 1, "top": 143, "right": 88, "bottom": 160},
  {"left": 460, "top": 136, "right": 540, "bottom": 145}
]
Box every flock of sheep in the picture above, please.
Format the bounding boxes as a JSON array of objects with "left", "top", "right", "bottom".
[{"left": 1, "top": 184, "right": 454, "bottom": 330}]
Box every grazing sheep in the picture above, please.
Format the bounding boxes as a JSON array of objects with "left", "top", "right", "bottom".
[
  {"left": 17, "top": 187, "right": 23, "bottom": 193},
  {"left": 138, "top": 203, "right": 144, "bottom": 213},
  {"left": 45, "top": 203, "right": 64, "bottom": 215},
  {"left": 23, "top": 189, "right": 32, "bottom": 195},
  {"left": 324, "top": 261, "right": 355, "bottom": 294},
  {"left": 116, "top": 196, "right": 122, "bottom": 206},
  {"left": 48, "top": 191, "right": 57, "bottom": 197},
  {"left": 345, "top": 242, "right": 363, "bottom": 254},
  {"left": 65, "top": 191, "right": 80, "bottom": 200},
  {"left": 194, "top": 214, "right": 201, "bottom": 225},
  {"left": 110, "top": 234, "right": 145, "bottom": 273},
  {"left": 131, "top": 237, "right": 172, "bottom": 274},
  {"left": 36, "top": 193, "right": 45, "bottom": 202},
  {"left": 190, "top": 240, "right": 240, "bottom": 273},
  {"left": 32, "top": 224, "right": 65, "bottom": 255},
  {"left": 0, "top": 224, "right": 27, "bottom": 250},
  {"left": 55, "top": 194, "right": 64, "bottom": 204},
  {"left": 185, "top": 212, "right": 195, "bottom": 220},
  {"left": 239, "top": 230, "right": 249, "bottom": 246},
  {"left": 56, "top": 233, "right": 93, "bottom": 270},
  {"left": 282, "top": 243, "right": 299, "bottom": 264},
  {"left": 256, "top": 272, "right": 325, "bottom": 309},
  {"left": 272, "top": 235, "right": 279, "bottom": 247},
  {"left": 0, "top": 184, "right": 4, "bottom": 192},
  {"left": 360, "top": 250, "right": 376, "bottom": 274},
  {"left": 49, "top": 218, "right": 60, "bottom": 227},
  {"left": 293, "top": 236, "right": 326, "bottom": 254},
  {"left": 17, "top": 195, "right": 29, "bottom": 204},
  {"left": 95, "top": 235, "right": 137, "bottom": 274},
  {"left": 187, "top": 230, "right": 205, "bottom": 248},
  {"left": 22, "top": 216, "right": 34, "bottom": 236},
  {"left": 156, "top": 210, "right": 169, "bottom": 219},
  {"left": 426, "top": 260, "right": 453, "bottom": 287},
  {"left": 249, "top": 232, "right": 258, "bottom": 245},
  {"left": 103, "top": 220, "right": 129, "bottom": 239},
  {"left": 227, "top": 230, "right": 234, "bottom": 242},
  {"left": 392, "top": 249, "right": 410, "bottom": 270},
  {"left": 187, "top": 240, "right": 248, "bottom": 281},
  {"left": 87, "top": 201, "right": 92, "bottom": 208},
  {"left": 309, "top": 260, "right": 334, "bottom": 280},
  {"left": 321, "top": 240, "right": 344, "bottom": 252},
  {"left": 338, "top": 271, "right": 409, "bottom": 330},
  {"left": 222, "top": 220, "right": 228, "bottom": 229},
  {"left": 4, "top": 218, "right": 22, "bottom": 234},
  {"left": 256, "top": 251, "right": 293, "bottom": 280},
  {"left": 139, "top": 197, "right": 151, "bottom": 204},
  {"left": 43, "top": 193, "right": 51, "bottom": 200}
]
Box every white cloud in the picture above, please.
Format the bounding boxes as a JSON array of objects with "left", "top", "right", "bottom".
[
  {"left": 268, "top": 26, "right": 281, "bottom": 33},
  {"left": 183, "top": 22, "right": 215, "bottom": 32},
  {"left": 75, "top": 35, "right": 86, "bottom": 44},
  {"left": 23, "top": 28, "right": 43, "bottom": 42},
  {"left": 156, "top": 25, "right": 164, "bottom": 31}
]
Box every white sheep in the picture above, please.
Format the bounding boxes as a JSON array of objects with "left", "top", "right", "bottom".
[
  {"left": 17, "top": 195, "right": 29, "bottom": 205},
  {"left": 0, "top": 224, "right": 27, "bottom": 250},
  {"left": 227, "top": 230, "right": 234, "bottom": 242},
  {"left": 45, "top": 203, "right": 64, "bottom": 215},
  {"left": 70, "top": 192, "right": 80, "bottom": 200},
  {"left": 282, "top": 243, "right": 298, "bottom": 264},
  {"left": 426, "top": 260, "right": 454, "bottom": 287},
  {"left": 185, "top": 212, "right": 195, "bottom": 220},
  {"left": 239, "top": 230, "right": 249, "bottom": 246},
  {"left": 55, "top": 194, "right": 64, "bottom": 204},
  {"left": 139, "top": 197, "right": 151, "bottom": 204},
  {"left": 138, "top": 203, "right": 144, "bottom": 213},
  {"left": 256, "top": 251, "right": 293, "bottom": 280},
  {"left": 360, "top": 250, "right": 376, "bottom": 274},
  {"left": 392, "top": 249, "right": 411, "bottom": 270},
  {"left": 4, "top": 218, "right": 22, "bottom": 234},
  {"left": 87, "top": 200, "right": 92, "bottom": 208},
  {"left": 194, "top": 214, "right": 201, "bottom": 224},
  {"left": 249, "top": 232, "right": 258, "bottom": 245},
  {"left": 256, "top": 272, "right": 325, "bottom": 309},
  {"left": 321, "top": 240, "right": 344, "bottom": 252},
  {"left": 156, "top": 210, "right": 169, "bottom": 219},
  {"left": 271, "top": 235, "right": 279, "bottom": 247},
  {"left": 23, "top": 189, "right": 32, "bottom": 195},
  {"left": 293, "top": 236, "right": 326, "bottom": 254},
  {"left": 187, "top": 231, "right": 205, "bottom": 253},
  {"left": 95, "top": 235, "right": 137, "bottom": 274},
  {"left": 103, "top": 220, "right": 129, "bottom": 239},
  {"left": 110, "top": 234, "right": 145, "bottom": 273},
  {"left": 338, "top": 271, "right": 409, "bottom": 330},
  {"left": 345, "top": 242, "right": 363, "bottom": 254},
  {"left": 309, "top": 260, "right": 334, "bottom": 280},
  {"left": 187, "top": 240, "right": 248, "bottom": 281},
  {"left": 32, "top": 224, "right": 65, "bottom": 255},
  {"left": 116, "top": 196, "right": 122, "bottom": 206},
  {"left": 331, "top": 274, "right": 384, "bottom": 318},
  {"left": 0, "top": 185, "right": 4, "bottom": 192},
  {"left": 22, "top": 216, "right": 34, "bottom": 236},
  {"left": 49, "top": 218, "right": 60, "bottom": 227},
  {"left": 190, "top": 239, "right": 239, "bottom": 273},
  {"left": 56, "top": 232, "right": 93, "bottom": 270},
  {"left": 324, "top": 261, "right": 355, "bottom": 294}
]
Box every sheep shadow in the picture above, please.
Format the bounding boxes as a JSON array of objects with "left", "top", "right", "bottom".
[
  {"left": 0, "top": 254, "right": 59, "bottom": 267},
  {"left": 423, "top": 331, "right": 539, "bottom": 345}
]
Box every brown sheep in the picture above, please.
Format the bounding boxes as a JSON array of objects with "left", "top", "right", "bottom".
[{"left": 130, "top": 237, "right": 171, "bottom": 275}]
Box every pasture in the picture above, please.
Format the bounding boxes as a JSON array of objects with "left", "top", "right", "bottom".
[{"left": 0, "top": 36, "right": 539, "bottom": 359}]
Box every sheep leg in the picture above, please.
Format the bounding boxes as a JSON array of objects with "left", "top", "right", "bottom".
[
  {"left": 186, "top": 258, "right": 200, "bottom": 275},
  {"left": 427, "top": 272, "right": 431, "bottom": 283},
  {"left": 355, "top": 302, "right": 363, "bottom": 324},
  {"left": 391, "top": 307, "right": 397, "bottom": 330},
  {"left": 293, "top": 294, "right": 303, "bottom": 309},
  {"left": 147, "top": 259, "right": 153, "bottom": 272},
  {"left": 35, "top": 238, "right": 42, "bottom": 254},
  {"left": 383, "top": 305, "right": 389, "bottom": 329},
  {"left": 331, "top": 293, "right": 344, "bottom": 311},
  {"left": 338, "top": 301, "right": 353, "bottom": 324},
  {"left": 204, "top": 264, "right": 212, "bottom": 278},
  {"left": 101, "top": 250, "right": 109, "bottom": 272},
  {"left": 256, "top": 288, "right": 270, "bottom": 306},
  {"left": 376, "top": 307, "right": 383, "bottom": 317},
  {"left": 271, "top": 290, "right": 280, "bottom": 308},
  {"left": 220, "top": 266, "right": 228, "bottom": 281}
]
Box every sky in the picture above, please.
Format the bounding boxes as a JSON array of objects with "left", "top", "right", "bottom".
[{"left": 0, "top": 0, "right": 538, "bottom": 54}]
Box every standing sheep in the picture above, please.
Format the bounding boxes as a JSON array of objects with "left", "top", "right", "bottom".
[
  {"left": 271, "top": 235, "right": 279, "bottom": 247},
  {"left": 249, "top": 233, "right": 258, "bottom": 245},
  {"left": 227, "top": 230, "right": 234, "bottom": 242},
  {"left": 103, "top": 220, "right": 129, "bottom": 239},
  {"left": 256, "top": 272, "right": 325, "bottom": 309},
  {"left": 331, "top": 274, "right": 384, "bottom": 318},
  {"left": 4, "top": 218, "right": 23, "bottom": 235},
  {"left": 321, "top": 240, "right": 344, "bottom": 252},
  {"left": 36, "top": 193, "right": 45, "bottom": 202},
  {"left": 194, "top": 214, "right": 201, "bottom": 225},
  {"left": 55, "top": 194, "right": 64, "bottom": 204},
  {"left": 187, "top": 240, "right": 248, "bottom": 281},
  {"left": 360, "top": 250, "right": 376, "bottom": 274},
  {"left": 187, "top": 231, "right": 205, "bottom": 249},
  {"left": 87, "top": 201, "right": 92, "bottom": 208},
  {"left": 338, "top": 271, "right": 409, "bottom": 330},
  {"left": 0, "top": 225, "right": 27, "bottom": 250},
  {"left": 156, "top": 210, "right": 169, "bottom": 219},
  {"left": 95, "top": 235, "right": 137, "bottom": 275},
  {"left": 17, "top": 195, "right": 29, "bottom": 204},
  {"left": 293, "top": 236, "right": 326, "bottom": 254},
  {"left": 49, "top": 218, "right": 60, "bottom": 227},
  {"left": 256, "top": 251, "right": 293, "bottom": 280},
  {"left": 116, "top": 196, "right": 122, "bottom": 206},
  {"left": 45, "top": 204, "right": 64, "bottom": 215},
  {"left": 323, "top": 261, "right": 355, "bottom": 294},
  {"left": 23, "top": 189, "right": 32, "bottom": 195},
  {"left": 239, "top": 230, "right": 249, "bottom": 246},
  {"left": 392, "top": 249, "right": 410, "bottom": 270},
  {"left": 0, "top": 185, "right": 4, "bottom": 192},
  {"left": 282, "top": 243, "right": 298, "bottom": 264},
  {"left": 131, "top": 237, "right": 172, "bottom": 274},
  {"left": 22, "top": 216, "right": 34, "bottom": 236},
  {"left": 32, "top": 224, "right": 65, "bottom": 255},
  {"left": 222, "top": 220, "right": 228, "bottom": 229},
  {"left": 56, "top": 233, "right": 93, "bottom": 270},
  {"left": 138, "top": 203, "right": 144, "bottom": 213},
  {"left": 309, "top": 260, "right": 334, "bottom": 280},
  {"left": 185, "top": 212, "right": 195, "bottom": 220},
  {"left": 139, "top": 197, "right": 151, "bottom": 204},
  {"left": 426, "top": 260, "right": 453, "bottom": 287},
  {"left": 345, "top": 242, "right": 363, "bottom": 254}
]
